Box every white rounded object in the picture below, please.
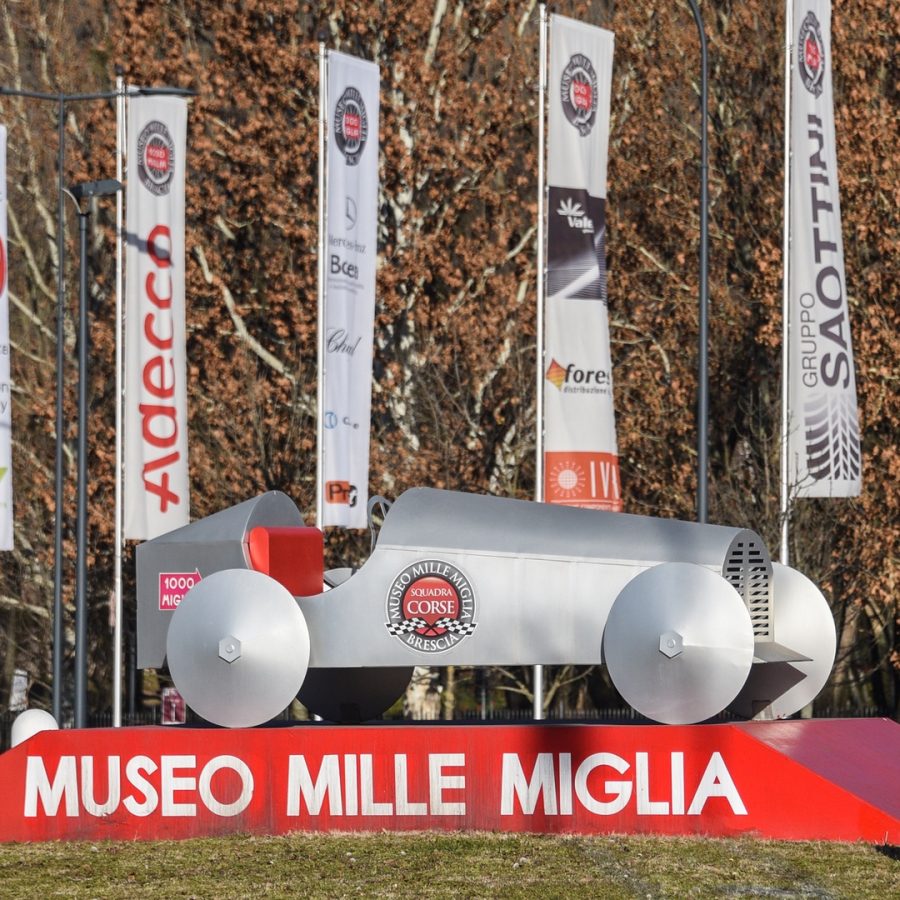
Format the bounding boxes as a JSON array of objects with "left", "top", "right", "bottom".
[
  {"left": 167, "top": 568, "right": 310, "bottom": 728},
  {"left": 603, "top": 562, "right": 755, "bottom": 724},
  {"left": 729, "top": 563, "right": 837, "bottom": 719},
  {"left": 11, "top": 709, "right": 59, "bottom": 748}
]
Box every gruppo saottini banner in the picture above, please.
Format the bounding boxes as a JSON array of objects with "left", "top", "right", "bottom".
[
  {"left": 787, "top": 0, "right": 861, "bottom": 497},
  {"left": 322, "top": 51, "right": 380, "bottom": 528},
  {"left": 0, "top": 126, "right": 12, "bottom": 550},
  {"left": 124, "top": 96, "right": 190, "bottom": 540},
  {"left": 543, "top": 15, "right": 622, "bottom": 511}
]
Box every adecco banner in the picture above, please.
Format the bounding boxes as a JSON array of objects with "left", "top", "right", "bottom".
[
  {"left": 322, "top": 51, "right": 379, "bottom": 528},
  {"left": 787, "top": 0, "right": 861, "bottom": 497},
  {"left": 1, "top": 721, "right": 897, "bottom": 843},
  {"left": 124, "top": 95, "right": 190, "bottom": 539},
  {"left": 543, "top": 15, "right": 622, "bottom": 511},
  {"left": 0, "top": 126, "right": 12, "bottom": 550}
]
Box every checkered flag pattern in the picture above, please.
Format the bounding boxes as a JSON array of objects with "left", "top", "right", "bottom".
[
  {"left": 385, "top": 617, "right": 428, "bottom": 636},
  {"left": 435, "top": 617, "right": 477, "bottom": 636}
]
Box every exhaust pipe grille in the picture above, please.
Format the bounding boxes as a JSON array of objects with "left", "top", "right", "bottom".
[{"left": 723, "top": 537, "right": 773, "bottom": 639}]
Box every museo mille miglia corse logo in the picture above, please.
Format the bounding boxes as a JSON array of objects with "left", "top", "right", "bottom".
[
  {"left": 137, "top": 121, "right": 176, "bottom": 196},
  {"left": 560, "top": 53, "right": 598, "bottom": 136},
  {"left": 385, "top": 560, "right": 477, "bottom": 653},
  {"left": 334, "top": 87, "right": 368, "bottom": 166},
  {"left": 798, "top": 12, "right": 825, "bottom": 97}
]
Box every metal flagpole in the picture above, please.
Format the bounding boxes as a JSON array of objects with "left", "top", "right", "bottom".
[
  {"left": 533, "top": 0, "right": 548, "bottom": 722},
  {"left": 316, "top": 38, "right": 328, "bottom": 530},
  {"left": 779, "top": 0, "right": 794, "bottom": 565},
  {"left": 685, "top": 0, "right": 710, "bottom": 524},
  {"left": 112, "top": 69, "right": 125, "bottom": 726},
  {"left": 54, "top": 95, "right": 66, "bottom": 724}
]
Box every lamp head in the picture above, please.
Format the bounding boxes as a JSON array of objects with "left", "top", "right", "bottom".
[{"left": 68, "top": 178, "right": 123, "bottom": 200}]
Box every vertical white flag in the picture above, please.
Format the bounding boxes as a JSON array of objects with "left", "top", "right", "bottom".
[
  {"left": 787, "top": 0, "right": 861, "bottom": 496},
  {"left": 124, "top": 96, "right": 190, "bottom": 538},
  {"left": 0, "top": 126, "right": 12, "bottom": 549},
  {"left": 322, "top": 51, "right": 380, "bottom": 527},
  {"left": 543, "top": 15, "right": 621, "bottom": 511}
]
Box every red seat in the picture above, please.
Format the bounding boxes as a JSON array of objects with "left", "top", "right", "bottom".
[{"left": 247, "top": 526, "right": 324, "bottom": 597}]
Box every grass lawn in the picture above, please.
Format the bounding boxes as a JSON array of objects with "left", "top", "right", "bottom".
[{"left": 0, "top": 832, "right": 896, "bottom": 898}]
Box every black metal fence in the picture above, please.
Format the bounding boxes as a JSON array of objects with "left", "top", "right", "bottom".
[{"left": 1, "top": 704, "right": 892, "bottom": 753}]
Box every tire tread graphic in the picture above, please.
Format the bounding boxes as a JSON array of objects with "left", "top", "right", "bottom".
[{"left": 803, "top": 392, "right": 861, "bottom": 482}]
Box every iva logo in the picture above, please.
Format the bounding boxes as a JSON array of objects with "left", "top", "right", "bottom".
[{"left": 557, "top": 197, "right": 594, "bottom": 234}]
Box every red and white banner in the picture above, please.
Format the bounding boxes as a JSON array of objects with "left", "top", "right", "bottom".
[
  {"left": 787, "top": 0, "right": 861, "bottom": 496},
  {"left": 0, "top": 126, "right": 12, "bottom": 550},
  {"left": 124, "top": 96, "right": 190, "bottom": 539},
  {"left": 322, "top": 51, "right": 380, "bottom": 527},
  {"left": 1, "top": 720, "right": 897, "bottom": 843},
  {"left": 543, "top": 15, "right": 621, "bottom": 511}
]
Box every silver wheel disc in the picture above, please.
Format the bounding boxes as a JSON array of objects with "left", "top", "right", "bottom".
[
  {"left": 729, "top": 563, "right": 836, "bottom": 719},
  {"left": 167, "top": 568, "right": 310, "bottom": 728},
  {"left": 603, "top": 563, "right": 754, "bottom": 724}
]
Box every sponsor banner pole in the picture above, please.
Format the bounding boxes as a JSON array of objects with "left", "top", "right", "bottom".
[
  {"left": 124, "top": 95, "right": 190, "bottom": 540},
  {"left": 317, "top": 38, "right": 327, "bottom": 530},
  {"left": 543, "top": 14, "right": 621, "bottom": 513},
  {"left": 533, "top": 0, "right": 549, "bottom": 721},
  {"left": 112, "top": 70, "right": 125, "bottom": 726},
  {"left": 786, "top": 0, "right": 861, "bottom": 503},
  {"left": 54, "top": 96, "right": 65, "bottom": 722},
  {"left": 0, "top": 126, "right": 12, "bottom": 551},
  {"left": 780, "top": 0, "right": 794, "bottom": 563},
  {"left": 686, "top": 0, "right": 710, "bottom": 524},
  {"left": 321, "top": 51, "right": 380, "bottom": 528},
  {"left": 535, "top": 1, "right": 548, "bottom": 505}
]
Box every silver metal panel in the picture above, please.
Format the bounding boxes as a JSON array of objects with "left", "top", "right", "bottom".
[
  {"left": 378, "top": 488, "right": 761, "bottom": 568},
  {"left": 136, "top": 492, "right": 304, "bottom": 667},
  {"left": 296, "top": 489, "right": 766, "bottom": 669}
]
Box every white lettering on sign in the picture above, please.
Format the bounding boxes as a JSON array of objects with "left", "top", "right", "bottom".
[
  {"left": 500, "top": 751, "right": 746, "bottom": 816},
  {"left": 158, "top": 570, "right": 201, "bottom": 611},
  {"left": 286, "top": 753, "right": 466, "bottom": 817},
  {"left": 24, "top": 755, "right": 253, "bottom": 818}
]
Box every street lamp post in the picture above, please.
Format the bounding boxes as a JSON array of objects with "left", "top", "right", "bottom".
[
  {"left": 65, "top": 178, "right": 123, "bottom": 729},
  {"left": 0, "top": 82, "right": 193, "bottom": 726}
]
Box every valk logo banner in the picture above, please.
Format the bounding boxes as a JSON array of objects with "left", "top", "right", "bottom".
[
  {"left": 1, "top": 721, "right": 897, "bottom": 843},
  {"left": 124, "top": 95, "right": 190, "bottom": 539},
  {"left": 323, "top": 51, "right": 380, "bottom": 527},
  {"left": 787, "top": 0, "right": 861, "bottom": 497},
  {"left": 544, "top": 16, "right": 621, "bottom": 512},
  {"left": 0, "top": 126, "right": 12, "bottom": 550}
]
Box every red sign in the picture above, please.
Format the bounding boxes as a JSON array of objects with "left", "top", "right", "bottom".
[
  {"left": 161, "top": 688, "right": 186, "bottom": 725},
  {"left": 158, "top": 570, "right": 201, "bottom": 611},
  {"left": 0, "top": 720, "right": 896, "bottom": 843},
  {"left": 545, "top": 450, "right": 622, "bottom": 511}
]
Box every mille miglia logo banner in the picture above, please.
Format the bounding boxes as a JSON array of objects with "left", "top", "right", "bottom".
[
  {"left": 787, "top": 0, "right": 861, "bottom": 496},
  {"left": 322, "top": 50, "right": 380, "bottom": 528},
  {"left": 124, "top": 95, "right": 190, "bottom": 538},
  {"left": 543, "top": 15, "right": 621, "bottom": 511}
]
